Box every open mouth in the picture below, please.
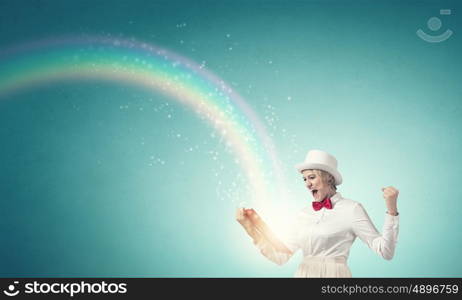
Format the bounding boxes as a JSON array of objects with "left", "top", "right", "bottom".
[{"left": 312, "top": 189, "right": 318, "bottom": 197}]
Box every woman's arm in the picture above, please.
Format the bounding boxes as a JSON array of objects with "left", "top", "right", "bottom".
[
  {"left": 352, "top": 187, "right": 400, "bottom": 260},
  {"left": 245, "top": 209, "right": 292, "bottom": 254},
  {"left": 236, "top": 208, "right": 295, "bottom": 265}
]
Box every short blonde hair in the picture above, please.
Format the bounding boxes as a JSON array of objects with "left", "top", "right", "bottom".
[{"left": 306, "top": 169, "right": 337, "bottom": 191}]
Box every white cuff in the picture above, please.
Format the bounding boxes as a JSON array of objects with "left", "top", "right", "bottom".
[{"left": 385, "top": 212, "right": 399, "bottom": 225}]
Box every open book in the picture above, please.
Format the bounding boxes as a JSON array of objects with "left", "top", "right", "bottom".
[{"left": 246, "top": 208, "right": 292, "bottom": 254}]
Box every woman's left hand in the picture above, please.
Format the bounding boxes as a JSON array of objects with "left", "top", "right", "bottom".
[{"left": 382, "top": 186, "right": 399, "bottom": 215}]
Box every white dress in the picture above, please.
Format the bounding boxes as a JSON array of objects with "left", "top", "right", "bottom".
[{"left": 255, "top": 192, "right": 399, "bottom": 277}]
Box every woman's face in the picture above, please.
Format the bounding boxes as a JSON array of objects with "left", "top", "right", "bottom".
[{"left": 302, "top": 170, "right": 332, "bottom": 202}]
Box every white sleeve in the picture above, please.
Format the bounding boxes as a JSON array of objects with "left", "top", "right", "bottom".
[
  {"left": 254, "top": 218, "right": 301, "bottom": 266},
  {"left": 351, "top": 203, "right": 399, "bottom": 260}
]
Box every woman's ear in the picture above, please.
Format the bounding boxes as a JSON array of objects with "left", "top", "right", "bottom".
[{"left": 328, "top": 177, "right": 335, "bottom": 186}]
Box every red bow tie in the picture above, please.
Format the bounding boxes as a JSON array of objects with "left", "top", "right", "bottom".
[{"left": 312, "top": 197, "right": 333, "bottom": 211}]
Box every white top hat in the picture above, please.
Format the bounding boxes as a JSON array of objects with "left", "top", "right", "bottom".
[{"left": 295, "top": 149, "right": 343, "bottom": 185}]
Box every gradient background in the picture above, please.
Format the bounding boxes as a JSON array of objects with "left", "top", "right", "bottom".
[{"left": 0, "top": 0, "right": 461, "bottom": 277}]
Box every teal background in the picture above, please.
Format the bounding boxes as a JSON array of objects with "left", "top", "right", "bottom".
[{"left": 0, "top": 0, "right": 461, "bottom": 277}]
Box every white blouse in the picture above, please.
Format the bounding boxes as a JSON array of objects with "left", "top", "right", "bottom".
[{"left": 255, "top": 192, "right": 399, "bottom": 277}]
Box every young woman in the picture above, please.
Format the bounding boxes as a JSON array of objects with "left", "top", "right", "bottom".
[{"left": 236, "top": 149, "right": 399, "bottom": 277}]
